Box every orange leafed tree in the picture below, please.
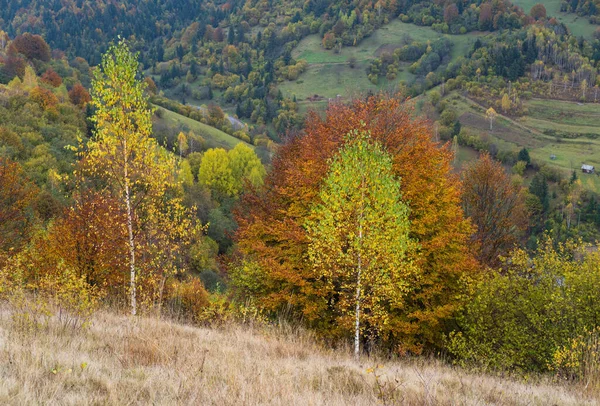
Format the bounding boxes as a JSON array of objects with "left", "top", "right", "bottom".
[
  {"left": 42, "top": 190, "right": 129, "bottom": 294},
  {"left": 0, "top": 158, "right": 36, "bottom": 263},
  {"left": 461, "top": 153, "right": 529, "bottom": 268},
  {"left": 235, "top": 95, "right": 479, "bottom": 353},
  {"left": 68, "top": 83, "right": 91, "bottom": 108},
  {"left": 40, "top": 68, "right": 62, "bottom": 87}
]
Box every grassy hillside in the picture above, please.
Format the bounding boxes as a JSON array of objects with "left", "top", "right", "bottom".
[
  {"left": 445, "top": 93, "right": 600, "bottom": 192},
  {"left": 511, "top": 0, "right": 597, "bottom": 37},
  {"left": 0, "top": 308, "right": 596, "bottom": 405},
  {"left": 154, "top": 105, "right": 251, "bottom": 150},
  {"left": 279, "top": 20, "right": 484, "bottom": 101}
]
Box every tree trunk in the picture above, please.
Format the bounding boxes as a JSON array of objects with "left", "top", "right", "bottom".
[
  {"left": 354, "top": 224, "right": 362, "bottom": 362},
  {"left": 122, "top": 134, "right": 137, "bottom": 316},
  {"left": 125, "top": 172, "right": 137, "bottom": 316}
]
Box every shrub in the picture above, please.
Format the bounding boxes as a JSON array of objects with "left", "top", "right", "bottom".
[
  {"left": 446, "top": 239, "right": 600, "bottom": 373},
  {"left": 166, "top": 277, "right": 210, "bottom": 322},
  {"left": 1, "top": 257, "right": 100, "bottom": 333},
  {"left": 552, "top": 327, "right": 600, "bottom": 389},
  {"left": 41, "top": 266, "right": 102, "bottom": 330}
]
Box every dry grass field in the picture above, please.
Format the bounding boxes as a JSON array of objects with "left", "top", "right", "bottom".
[{"left": 0, "top": 307, "right": 597, "bottom": 405}]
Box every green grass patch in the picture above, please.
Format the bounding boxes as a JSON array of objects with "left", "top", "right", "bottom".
[
  {"left": 282, "top": 20, "right": 484, "bottom": 100},
  {"left": 524, "top": 99, "right": 600, "bottom": 127},
  {"left": 451, "top": 95, "right": 600, "bottom": 192},
  {"left": 511, "top": 0, "right": 597, "bottom": 38},
  {"left": 154, "top": 105, "right": 250, "bottom": 150}
]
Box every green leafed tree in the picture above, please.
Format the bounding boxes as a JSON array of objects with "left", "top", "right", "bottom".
[
  {"left": 198, "top": 144, "right": 265, "bottom": 199},
  {"left": 84, "top": 39, "right": 173, "bottom": 315},
  {"left": 228, "top": 143, "right": 266, "bottom": 190},
  {"left": 198, "top": 148, "right": 236, "bottom": 198},
  {"left": 305, "top": 131, "right": 414, "bottom": 360}
]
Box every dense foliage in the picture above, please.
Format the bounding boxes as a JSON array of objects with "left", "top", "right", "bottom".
[{"left": 234, "top": 95, "right": 478, "bottom": 353}]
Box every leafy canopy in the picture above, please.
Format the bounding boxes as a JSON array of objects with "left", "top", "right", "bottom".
[{"left": 306, "top": 130, "right": 414, "bottom": 350}]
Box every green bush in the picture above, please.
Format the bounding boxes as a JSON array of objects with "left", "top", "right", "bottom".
[{"left": 446, "top": 239, "right": 600, "bottom": 373}]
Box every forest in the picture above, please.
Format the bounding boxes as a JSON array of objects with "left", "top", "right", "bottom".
[{"left": 1, "top": 0, "right": 600, "bottom": 403}]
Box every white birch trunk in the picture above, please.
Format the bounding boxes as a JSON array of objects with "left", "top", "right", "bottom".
[
  {"left": 124, "top": 138, "right": 137, "bottom": 316},
  {"left": 354, "top": 225, "right": 362, "bottom": 362}
]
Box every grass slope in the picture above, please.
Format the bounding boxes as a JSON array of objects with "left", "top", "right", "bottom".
[
  {"left": 446, "top": 93, "right": 600, "bottom": 192},
  {"left": 0, "top": 308, "right": 597, "bottom": 405},
  {"left": 511, "top": 0, "right": 597, "bottom": 38},
  {"left": 279, "top": 20, "right": 484, "bottom": 101},
  {"left": 154, "top": 105, "right": 250, "bottom": 150}
]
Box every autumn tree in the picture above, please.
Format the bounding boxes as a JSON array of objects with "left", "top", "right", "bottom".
[
  {"left": 84, "top": 40, "right": 175, "bottom": 315},
  {"left": 530, "top": 3, "right": 547, "bottom": 20},
  {"left": 198, "top": 144, "right": 265, "bottom": 199},
  {"left": 10, "top": 33, "right": 51, "bottom": 62},
  {"left": 501, "top": 93, "right": 511, "bottom": 113},
  {"left": 235, "top": 95, "right": 478, "bottom": 353},
  {"left": 486, "top": 107, "right": 497, "bottom": 130},
  {"left": 68, "top": 83, "right": 92, "bottom": 108},
  {"left": 43, "top": 190, "right": 128, "bottom": 293},
  {"left": 444, "top": 4, "right": 459, "bottom": 24},
  {"left": 0, "top": 158, "right": 36, "bottom": 263},
  {"left": 177, "top": 131, "right": 188, "bottom": 158},
  {"left": 461, "top": 153, "right": 528, "bottom": 267},
  {"left": 306, "top": 131, "right": 413, "bottom": 359},
  {"left": 40, "top": 68, "right": 62, "bottom": 87}
]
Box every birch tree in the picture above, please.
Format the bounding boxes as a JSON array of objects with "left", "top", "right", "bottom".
[
  {"left": 84, "top": 40, "right": 172, "bottom": 315},
  {"left": 306, "top": 131, "right": 413, "bottom": 360},
  {"left": 486, "top": 107, "right": 497, "bottom": 130}
]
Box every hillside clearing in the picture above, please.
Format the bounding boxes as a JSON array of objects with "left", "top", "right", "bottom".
[
  {"left": 446, "top": 93, "right": 600, "bottom": 192},
  {"left": 510, "top": 0, "right": 597, "bottom": 38},
  {"left": 280, "top": 20, "right": 484, "bottom": 100},
  {"left": 153, "top": 104, "right": 251, "bottom": 150},
  {"left": 0, "top": 308, "right": 596, "bottom": 405}
]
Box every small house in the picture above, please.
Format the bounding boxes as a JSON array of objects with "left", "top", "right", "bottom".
[{"left": 581, "top": 164, "right": 595, "bottom": 174}]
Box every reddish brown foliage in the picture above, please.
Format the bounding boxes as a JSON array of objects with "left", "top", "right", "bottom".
[
  {"left": 30, "top": 86, "right": 59, "bottom": 110},
  {"left": 68, "top": 83, "right": 91, "bottom": 108},
  {"left": 0, "top": 158, "right": 36, "bottom": 260},
  {"left": 235, "top": 95, "right": 479, "bottom": 352},
  {"left": 530, "top": 3, "right": 547, "bottom": 20},
  {"left": 461, "top": 153, "right": 528, "bottom": 268},
  {"left": 2, "top": 54, "right": 26, "bottom": 79},
  {"left": 40, "top": 68, "right": 62, "bottom": 87},
  {"left": 42, "top": 190, "right": 128, "bottom": 293},
  {"left": 10, "top": 33, "right": 51, "bottom": 62}
]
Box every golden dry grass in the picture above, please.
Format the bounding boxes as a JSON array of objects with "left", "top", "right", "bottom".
[{"left": 0, "top": 307, "right": 597, "bottom": 405}]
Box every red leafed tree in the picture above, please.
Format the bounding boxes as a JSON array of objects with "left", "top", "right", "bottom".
[
  {"left": 42, "top": 189, "right": 129, "bottom": 292},
  {"left": 0, "top": 158, "right": 36, "bottom": 263},
  {"left": 41, "top": 68, "right": 62, "bottom": 87},
  {"left": 10, "top": 33, "right": 51, "bottom": 62},
  {"left": 444, "top": 4, "right": 459, "bottom": 24},
  {"left": 234, "top": 95, "right": 479, "bottom": 353},
  {"left": 461, "top": 153, "right": 529, "bottom": 268},
  {"left": 68, "top": 83, "right": 91, "bottom": 108},
  {"left": 530, "top": 3, "right": 547, "bottom": 20}
]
